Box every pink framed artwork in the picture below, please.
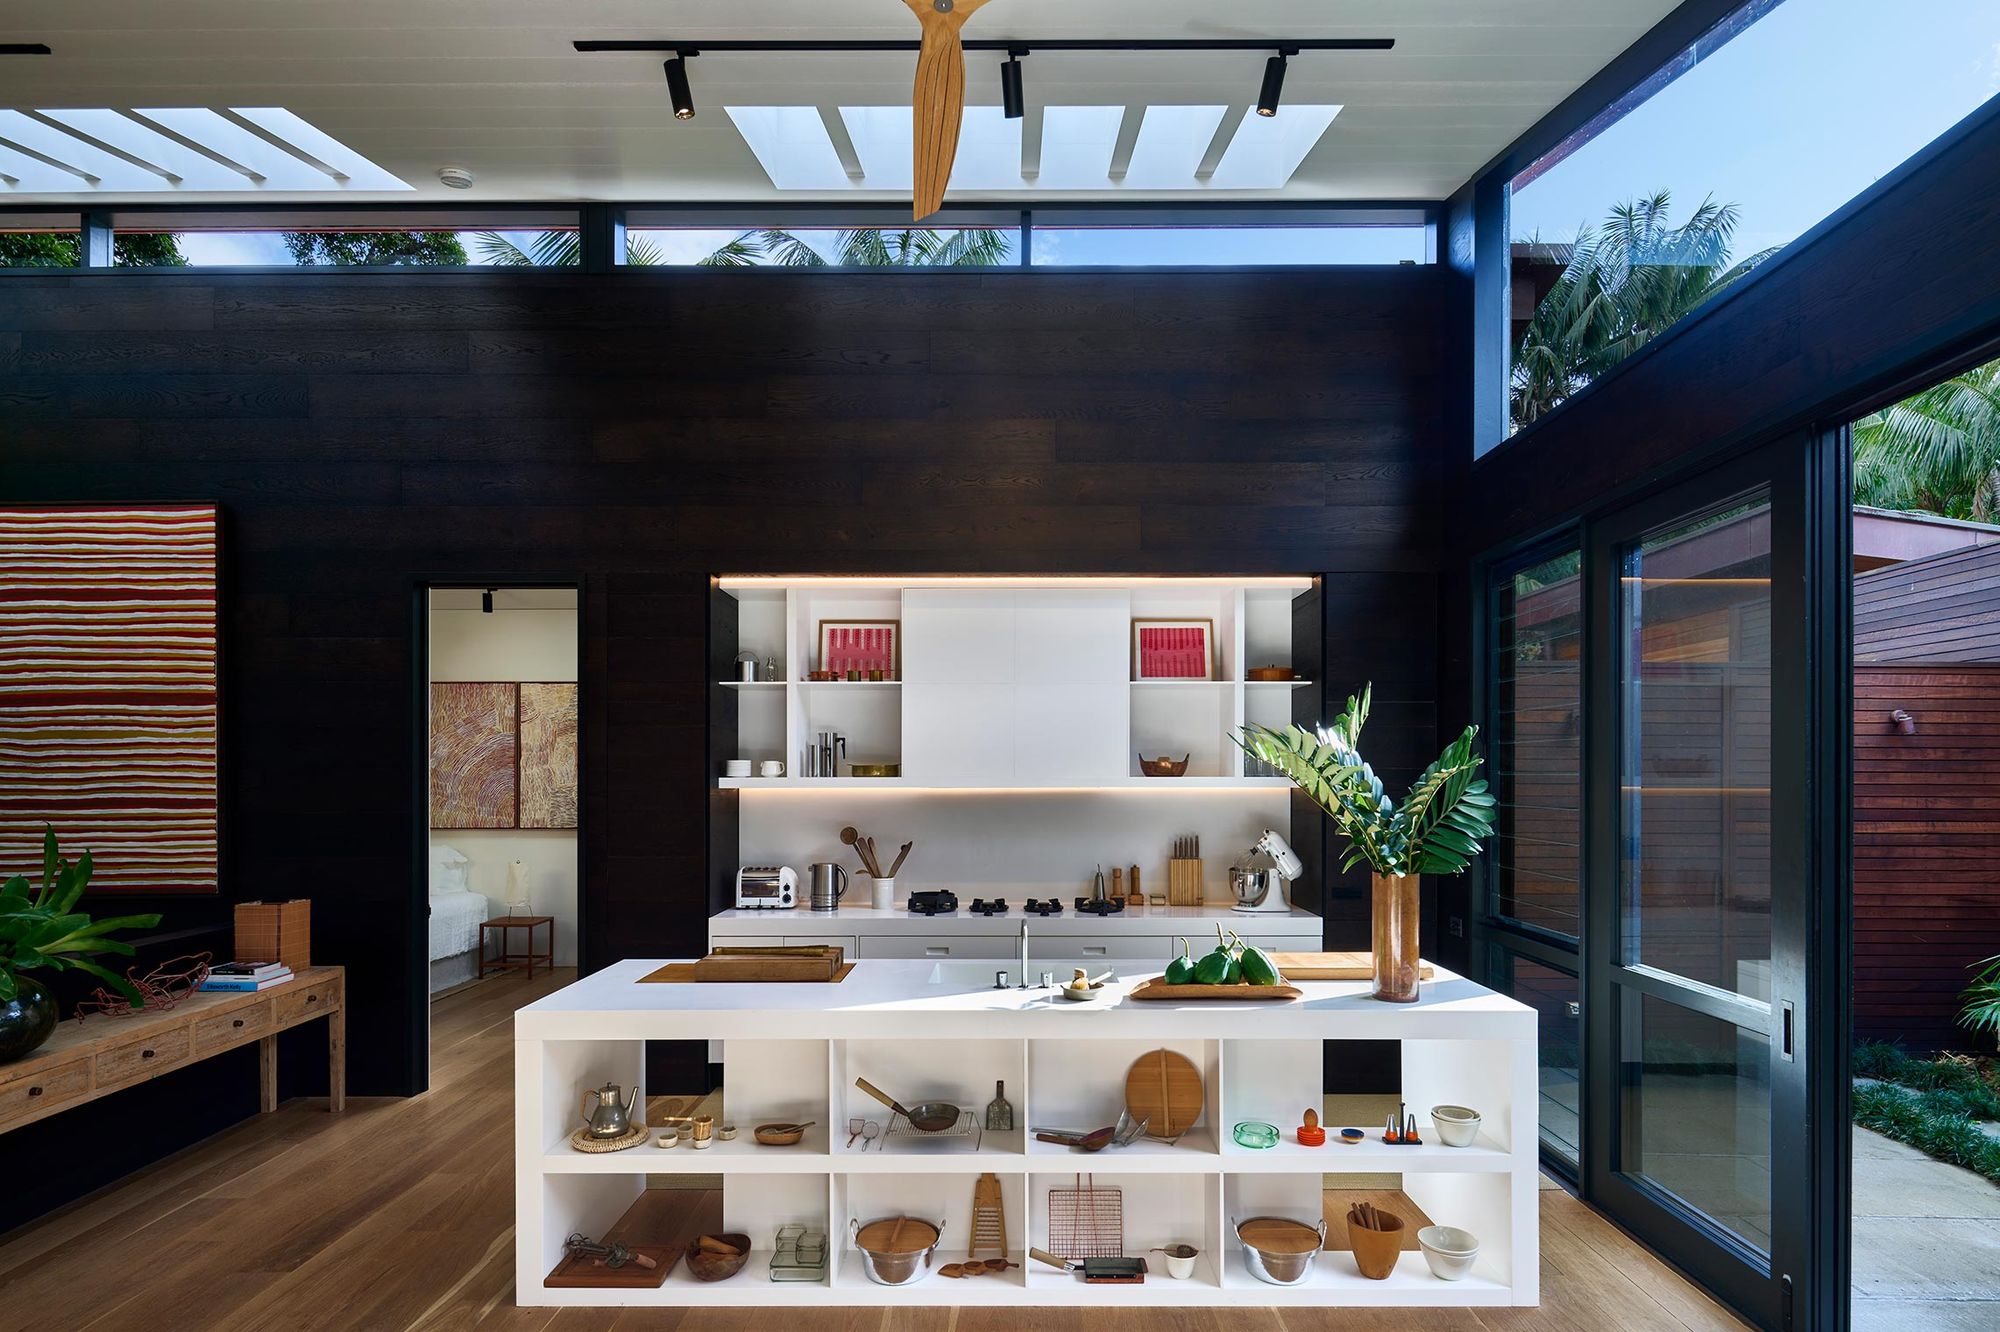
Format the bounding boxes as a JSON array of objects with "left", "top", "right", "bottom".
[
  {"left": 1132, "top": 618, "right": 1215, "bottom": 681},
  {"left": 818, "top": 619, "right": 900, "bottom": 679}
]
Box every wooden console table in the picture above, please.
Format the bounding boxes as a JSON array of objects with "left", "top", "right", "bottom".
[{"left": 0, "top": 966, "right": 345, "bottom": 1134}]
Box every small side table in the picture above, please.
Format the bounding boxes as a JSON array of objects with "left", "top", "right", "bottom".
[{"left": 480, "top": 915, "right": 555, "bottom": 979}]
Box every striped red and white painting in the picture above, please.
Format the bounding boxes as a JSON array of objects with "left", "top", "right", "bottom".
[{"left": 0, "top": 506, "right": 220, "bottom": 894}]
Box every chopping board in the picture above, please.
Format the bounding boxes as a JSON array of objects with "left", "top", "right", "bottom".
[
  {"left": 543, "top": 1243, "right": 681, "bottom": 1288},
  {"left": 1126, "top": 978, "right": 1302, "bottom": 1002},
  {"left": 641, "top": 947, "right": 853, "bottom": 984},
  {"left": 1124, "top": 1048, "right": 1203, "bottom": 1140},
  {"left": 1270, "top": 952, "right": 1436, "bottom": 981}
]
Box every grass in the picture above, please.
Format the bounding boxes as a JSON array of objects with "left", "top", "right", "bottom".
[{"left": 1852, "top": 1041, "right": 2000, "bottom": 1184}]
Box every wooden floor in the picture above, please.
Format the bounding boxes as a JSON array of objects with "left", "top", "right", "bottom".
[{"left": 0, "top": 969, "right": 1749, "bottom": 1331}]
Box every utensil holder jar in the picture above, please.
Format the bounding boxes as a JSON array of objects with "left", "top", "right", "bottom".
[
  {"left": 1348, "top": 1212, "right": 1406, "bottom": 1280},
  {"left": 1371, "top": 872, "right": 1421, "bottom": 1002}
]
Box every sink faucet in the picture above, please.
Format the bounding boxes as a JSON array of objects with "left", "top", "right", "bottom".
[{"left": 1018, "top": 919, "right": 1031, "bottom": 989}]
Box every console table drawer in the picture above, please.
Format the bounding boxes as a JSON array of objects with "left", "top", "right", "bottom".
[
  {"left": 274, "top": 977, "right": 341, "bottom": 1028},
  {"left": 94, "top": 1026, "right": 191, "bottom": 1089},
  {"left": 0, "top": 1057, "right": 91, "bottom": 1128},
  {"left": 194, "top": 1000, "right": 272, "bottom": 1056}
]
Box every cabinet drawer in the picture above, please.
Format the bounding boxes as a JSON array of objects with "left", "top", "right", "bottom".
[
  {"left": 274, "top": 976, "right": 341, "bottom": 1027},
  {"left": 194, "top": 999, "right": 272, "bottom": 1056},
  {"left": 1038, "top": 937, "right": 1184, "bottom": 962},
  {"left": 94, "top": 1025, "right": 191, "bottom": 1090},
  {"left": 860, "top": 935, "right": 1010, "bottom": 960},
  {"left": 0, "top": 1056, "right": 91, "bottom": 1128}
]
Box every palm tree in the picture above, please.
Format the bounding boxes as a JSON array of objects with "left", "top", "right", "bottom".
[
  {"left": 1513, "top": 192, "right": 1776, "bottom": 428},
  {"left": 1853, "top": 357, "right": 2000, "bottom": 521},
  {"left": 472, "top": 226, "right": 1011, "bottom": 269},
  {"left": 470, "top": 230, "right": 662, "bottom": 267}
]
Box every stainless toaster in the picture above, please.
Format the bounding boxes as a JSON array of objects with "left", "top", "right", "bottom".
[{"left": 735, "top": 865, "right": 798, "bottom": 909}]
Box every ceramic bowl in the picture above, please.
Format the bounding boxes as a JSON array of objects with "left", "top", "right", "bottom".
[
  {"left": 1430, "top": 1104, "right": 1482, "bottom": 1148},
  {"left": 1417, "top": 1225, "right": 1480, "bottom": 1281}
]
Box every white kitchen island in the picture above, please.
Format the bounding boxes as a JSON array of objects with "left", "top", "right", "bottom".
[{"left": 516, "top": 958, "right": 1538, "bottom": 1309}]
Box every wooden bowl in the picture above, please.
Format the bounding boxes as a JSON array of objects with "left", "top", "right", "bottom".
[
  {"left": 686, "top": 1233, "right": 752, "bottom": 1282},
  {"left": 1247, "top": 665, "right": 1296, "bottom": 681},
  {"left": 1138, "top": 753, "right": 1190, "bottom": 777},
  {"left": 754, "top": 1122, "right": 808, "bottom": 1146}
]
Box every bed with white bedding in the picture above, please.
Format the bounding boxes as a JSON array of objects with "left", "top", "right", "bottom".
[{"left": 428, "top": 842, "right": 489, "bottom": 993}]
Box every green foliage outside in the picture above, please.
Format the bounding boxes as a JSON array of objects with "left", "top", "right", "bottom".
[
  {"left": 282, "top": 231, "right": 468, "bottom": 266},
  {"left": 1852, "top": 1042, "right": 2000, "bottom": 1183},
  {"left": 0, "top": 231, "right": 188, "bottom": 267},
  {"left": 1512, "top": 191, "right": 1775, "bottom": 430},
  {"left": 1853, "top": 358, "right": 2000, "bottom": 522}
]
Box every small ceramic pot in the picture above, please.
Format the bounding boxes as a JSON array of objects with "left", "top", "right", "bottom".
[
  {"left": 872, "top": 876, "right": 895, "bottom": 910},
  {"left": 1430, "top": 1104, "right": 1482, "bottom": 1148},
  {"left": 717, "top": 1123, "right": 738, "bottom": 1141},
  {"left": 1417, "top": 1225, "right": 1480, "bottom": 1281},
  {"left": 1157, "top": 1244, "right": 1198, "bottom": 1279},
  {"left": 655, "top": 1130, "right": 680, "bottom": 1148}
]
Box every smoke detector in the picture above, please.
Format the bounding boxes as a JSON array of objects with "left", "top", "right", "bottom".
[{"left": 437, "top": 166, "right": 475, "bottom": 190}]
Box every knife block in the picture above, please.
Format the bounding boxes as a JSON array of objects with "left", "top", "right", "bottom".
[{"left": 1167, "top": 858, "right": 1204, "bottom": 906}]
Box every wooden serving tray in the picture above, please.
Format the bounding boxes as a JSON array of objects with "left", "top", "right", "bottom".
[
  {"left": 1126, "top": 978, "right": 1302, "bottom": 1002},
  {"left": 543, "top": 1243, "right": 681, "bottom": 1288},
  {"left": 1269, "top": 952, "right": 1435, "bottom": 981},
  {"left": 641, "top": 961, "right": 855, "bottom": 984}
]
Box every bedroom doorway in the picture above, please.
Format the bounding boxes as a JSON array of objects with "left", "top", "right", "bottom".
[{"left": 422, "top": 584, "right": 581, "bottom": 1079}]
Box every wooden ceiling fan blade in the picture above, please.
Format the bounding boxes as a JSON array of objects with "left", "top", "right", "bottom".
[{"left": 904, "top": 0, "right": 993, "bottom": 221}]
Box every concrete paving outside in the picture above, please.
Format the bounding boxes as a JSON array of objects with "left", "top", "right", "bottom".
[{"left": 1852, "top": 1124, "right": 2000, "bottom": 1330}]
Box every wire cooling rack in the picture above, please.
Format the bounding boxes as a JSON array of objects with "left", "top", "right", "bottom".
[{"left": 1047, "top": 1173, "right": 1123, "bottom": 1259}]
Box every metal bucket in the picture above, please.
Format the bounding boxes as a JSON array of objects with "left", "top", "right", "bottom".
[
  {"left": 1235, "top": 1215, "right": 1328, "bottom": 1286},
  {"left": 850, "top": 1217, "right": 946, "bottom": 1286}
]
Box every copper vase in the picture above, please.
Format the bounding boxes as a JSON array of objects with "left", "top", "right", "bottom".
[{"left": 1371, "top": 872, "right": 1420, "bottom": 1003}]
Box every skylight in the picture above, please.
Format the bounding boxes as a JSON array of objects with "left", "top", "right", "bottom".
[
  {"left": 727, "top": 104, "right": 1342, "bottom": 192},
  {"left": 0, "top": 108, "right": 409, "bottom": 193}
]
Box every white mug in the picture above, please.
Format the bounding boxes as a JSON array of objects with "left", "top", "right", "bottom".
[
  {"left": 759, "top": 759, "right": 785, "bottom": 778},
  {"left": 724, "top": 758, "right": 752, "bottom": 777},
  {"left": 871, "top": 876, "right": 896, "bottom": 910}
]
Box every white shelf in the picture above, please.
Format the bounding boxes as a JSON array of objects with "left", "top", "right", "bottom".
[
  {"left": 1130, "top": 678, "right": 1232, "bottom": 688},
  {"left": 1027, "top": 1125, "right": 1220, "bottom": 1166},
  {"left": 719, "top": 776, "right": 1291, "bottom": 791},
  {"left": 1220, "top": 1250, "right": 1512, "bottom": 1305},
  {"left": 543, "top": 1123, "right": 834, "bottom": 1173},
  {"left": 717, "top": 680, "right": 786, "bottom": 690},
  {"left": 798, "top": 680, "right": 901, "bottom": 692},
  {"left": 1023, "top": 1253, "right": 1224, "bottom": 1301},
  {"left": 835, "top": 1252, "right": 1025, "bottom": 1298},
  {"left": 1220, "top": 1130, "right": 1515, "bottom": 1173},
  {"left": 1244, "top": 679, "right": 1315, "bottom": 690}
]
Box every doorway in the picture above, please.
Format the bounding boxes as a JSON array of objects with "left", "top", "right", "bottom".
[{"left": 420, "top": 585, "right": 581, "bottom": 1081}]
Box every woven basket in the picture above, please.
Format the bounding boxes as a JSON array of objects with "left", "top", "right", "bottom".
[{"left": 569, "top": 1123, "right": 649, "bottom": 1154}]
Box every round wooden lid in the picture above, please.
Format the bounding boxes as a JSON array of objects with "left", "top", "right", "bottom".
[
  {"left": 1123, "top": 1047, "right": 1203, "bottom": 1139},
  {"left": 854, "top": 1217, "right": 939, "bottom": 1255},
  {"left": 1237, "top": 1216, "right": 1321, "bottom": 1255}
]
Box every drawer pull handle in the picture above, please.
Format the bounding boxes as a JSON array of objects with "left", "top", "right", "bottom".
[
  {"left": 1083, "top": 945, "right": 1107, "bottom": 956},
  {"left": 306, "top": 995, "right": 318, "bottom": 1004},
  {"left": 141, "top": 1049, "right": 156, "bottom": 1059},
  {"left": 27, "top": 1085, "right": 42, "bottom": 1097},
  {"left": 924, "top": 947, "right": 948, "bottom": 957},
  {"left": 232, "top": 1019, "right": 246, "bottom": 1028}
]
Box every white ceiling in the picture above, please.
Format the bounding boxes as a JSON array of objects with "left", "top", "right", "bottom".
[{"left": 0, "top": 0, "right": 1680, "bottom": 205}]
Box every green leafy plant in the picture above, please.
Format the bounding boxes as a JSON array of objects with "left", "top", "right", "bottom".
[
  {"left": 1237, "top": 685, "right": 1498, "bottom": 878},
  {"left": 1961, "top": 955, "right": 2000, "bottom": 1043},
  {"left": 1852, "top": 1080, "right": 2000, "bottom": 1185},
  {"left": 0, "top": 827, "right": 162, "bottom": 1006}
]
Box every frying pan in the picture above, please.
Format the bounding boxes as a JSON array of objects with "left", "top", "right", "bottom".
[{"left": 854, "top": 1077, "right": 960, "bottom": 1132}]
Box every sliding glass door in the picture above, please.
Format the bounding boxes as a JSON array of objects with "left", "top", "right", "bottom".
[{"left": 1583, "top": 444, "right": 1818, "bottom": 1328}]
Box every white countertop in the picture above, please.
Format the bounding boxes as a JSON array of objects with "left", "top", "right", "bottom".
[
  {"left": 516, "top": 957, "right": 1533, "bottom": 1042},
  {"left": 712, "top": 901, "right": 1320, "bottom": 935}
]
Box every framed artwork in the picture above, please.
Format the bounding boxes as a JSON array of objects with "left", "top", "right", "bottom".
[
  {"left": 0, "top": 505, "right": 221, "bottom": 894},
  {"left": 517, "top": 682, "right": 579, "bottom": 829},
  {"left": 430, "top": 682, "right": 518, "bottom": 828},
  {"left": 818, "top": 619, "right": 900, "bottom": 679},
  {"left": 1132, "top": 618, "right": 1216, "bottom": 681}
]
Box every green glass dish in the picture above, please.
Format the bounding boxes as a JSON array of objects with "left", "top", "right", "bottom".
[{"left": 1233, "top": 1120, "right": 1280, "bottom": 1150}]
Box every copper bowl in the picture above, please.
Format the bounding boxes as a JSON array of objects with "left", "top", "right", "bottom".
[
  {"left": 1138, "top": 753, "right": 1190, "bottom": 778},
  {"left": 686, "top": 1233, "right": 753, "bottom": 1282}
]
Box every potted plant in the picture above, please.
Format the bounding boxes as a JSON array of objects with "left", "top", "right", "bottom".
[
  {"left": 1238, "top": 686, "right": 1497, "bottom": 1002},
  {"left": 1, "top": 827, "right": 163, "bottom": 1061}
]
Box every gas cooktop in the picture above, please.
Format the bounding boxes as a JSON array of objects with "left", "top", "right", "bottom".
[
  {"left": 1022, "top": 898, "right": 1063, "bottom": 916},
  {"left": 968, "top": 898, "right": 1007, "bottom": 916},
  {"left": 1074, "top": 896, "right": 1126, "bottom": 916},
  {"left": 905, "top": 889, "right": 959, "bottom": 916}
]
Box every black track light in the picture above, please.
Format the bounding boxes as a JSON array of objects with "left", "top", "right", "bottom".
[
  {"left": 1256, "top": 51, "right": 1290, "bottom": 117},
  {"left": 1000, "top": 50, "right": 1025, "bottom": 119},
  {"left": 665, "top": 54, "right": 696, "bottom": 120},
  {"left": 481, "top": 589, "right": 495, "bottom": 614}
]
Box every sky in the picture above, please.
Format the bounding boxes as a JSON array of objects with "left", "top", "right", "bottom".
[{"left": 1509, "top": 0, "right": 2000, "bottom": 258}]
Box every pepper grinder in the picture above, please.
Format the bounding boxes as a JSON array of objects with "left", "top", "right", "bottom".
[{"left": 1128, "top": 864, "right": 1143, "bottom": 907}]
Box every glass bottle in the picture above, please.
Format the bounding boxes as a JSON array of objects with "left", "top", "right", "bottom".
[{"left": 984, "top": 1079, "right": 1014, "bottom": 1130}]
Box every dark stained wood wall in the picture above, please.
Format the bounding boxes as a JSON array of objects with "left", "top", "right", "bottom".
[
  {"left": 1856, "top": 543, "right": 2000, "bottom": 664},
  {"left": 0, "top": 265, "right": 1454, "bottom": 1217},
  {"left": 1853, "top": 666, "right": 2000, "bottom": 1051}
]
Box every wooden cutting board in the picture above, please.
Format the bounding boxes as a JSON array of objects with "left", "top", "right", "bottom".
[
  {"left": 1123, "top": 1048, "right": 1203, "bottom": 1140},
  {"left": 691, "top": 945, "right": 842, "bottom": 982},
  {"left": 543, "top": 1243, "right": 681, "bottom": 1288},
  {"left": 640, "top": 961, "right": 854, "bottom": 984},
  {"left": 855, "top": 1217, "right": 939, "bottom": 1255},
  {"left": 1269, "top": 952, "right": 1436, "bottom": 981},
  {"left": 1126, "top": 978, "right": 1302, "bottom": 1002}
]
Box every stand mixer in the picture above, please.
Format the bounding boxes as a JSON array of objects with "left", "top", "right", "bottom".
[{"left": 1230, "top": 827, "right": 1304, "bottom": 914}]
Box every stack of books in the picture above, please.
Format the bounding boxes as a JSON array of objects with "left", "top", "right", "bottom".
[{"left": 199, "top": 960, "right": 294, "bottom": 992}]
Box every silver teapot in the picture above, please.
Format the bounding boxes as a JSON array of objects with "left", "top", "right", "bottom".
[{"left": 581, "top": 1081, "right": 640, "bottom": 1139}]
